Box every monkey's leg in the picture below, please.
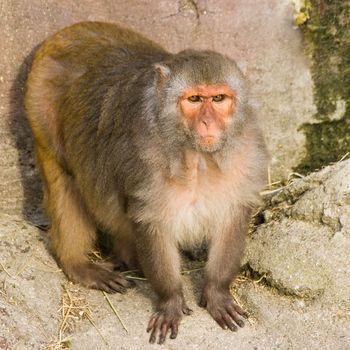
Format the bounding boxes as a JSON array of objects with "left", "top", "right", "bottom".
[
  {"left": 37, "top": 148, "right": 132, "bottom": 293},
  {"left": 200, "top": 205, "right": 250, "bottom": 331},
  {"left": 135, "top": 224, "right": 192, "bottom": 345},
  {"left": 112, "top": 225, "right": 140, "bottom": 271}
]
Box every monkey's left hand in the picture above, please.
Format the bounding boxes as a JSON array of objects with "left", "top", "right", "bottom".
[
  {"left": 200, "top": 286, "right": 247, "bottom": 331},
  {"left": 147, "top": 297, "right": 193, "bottom": 345}
]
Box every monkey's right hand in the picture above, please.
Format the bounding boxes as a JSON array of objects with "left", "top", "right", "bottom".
[
  {"left": 147, "top": 296, "right": 193, "bottom": 345},
  {"left": 65, "top": 261, "right": 134, "bottom": 293}
]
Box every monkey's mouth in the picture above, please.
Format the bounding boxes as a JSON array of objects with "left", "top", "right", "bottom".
[
  {"left": 184, "top": 128, "right": 223, "bottom": 153},
  {"left": 192, "top": 135, "right": 223, "bottom": 153},
  {"left": 200, "top": 135, "right": 217, "bottom": 145}
]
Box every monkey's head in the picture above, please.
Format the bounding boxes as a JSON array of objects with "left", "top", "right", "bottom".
[{"left": 154, "top": 50, "right": 249, "bottom": 153}]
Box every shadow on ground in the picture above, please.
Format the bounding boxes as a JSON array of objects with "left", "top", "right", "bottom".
[{"left": 8, "top": 46, "right": 47, "bottom": 228}]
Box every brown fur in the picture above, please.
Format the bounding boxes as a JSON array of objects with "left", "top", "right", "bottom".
[{"left": 25, "top": 21, "right": 268, "bottom": 344}]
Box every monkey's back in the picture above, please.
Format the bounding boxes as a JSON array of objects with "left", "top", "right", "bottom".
[
  {"left": 25, "top": 21, "right": 167, "bottom": 154},
  {"left": 31, "top": 21, "right": 165, "bottom": 70}
]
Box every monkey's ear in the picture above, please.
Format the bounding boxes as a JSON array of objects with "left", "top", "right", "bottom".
[{"left": 154, "top": 63, "right": 171, "bottom": 79}]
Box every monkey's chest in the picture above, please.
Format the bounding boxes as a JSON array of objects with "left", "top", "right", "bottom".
[{"left": 160, "top": 173, "right": 235, "bottom": 247}]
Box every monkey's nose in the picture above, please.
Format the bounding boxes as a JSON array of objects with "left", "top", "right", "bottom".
[{"left": 200, "top": 117, "right": 213, "bottom": 128}]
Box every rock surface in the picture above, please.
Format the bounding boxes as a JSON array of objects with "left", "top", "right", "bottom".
[{"left": 245, "top": 160, "right": 350, "bottom": 306}]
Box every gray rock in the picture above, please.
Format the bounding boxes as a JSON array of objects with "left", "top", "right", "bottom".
[{"left": 245, "top": 160, "right": 350, "bottom": 305}]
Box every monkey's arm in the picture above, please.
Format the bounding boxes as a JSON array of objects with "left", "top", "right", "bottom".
[
  {"left": 200, "top": 204, "right": 250, "bottom": 330},
  {"left": 134, "top": 222, "right": 192, "bottom": 345}
]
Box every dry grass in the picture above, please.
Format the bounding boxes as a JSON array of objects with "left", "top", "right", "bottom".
[
  {"left": 262, "top": 153, "right": 349, "bottom": 198},
  {"left": 0, "top": 279, "right": 17, "bottom": 305},
  {"left": 338, "top": 152, "right": 349, "bottom": 162},
  {"left": 102, "top": 291, "right": 128, "bottom": 333},
  {"left": 230, "top": 274, "right": 261, "bottom": 326},
  {"left": 121, "top": 265, "right": 205, "bottom": 282},
  {"left": 42, "top": 283, "right": 107, "bottom": 350},
  {"left": 260, "top": 163, "right": 316, "bottom": 197}
]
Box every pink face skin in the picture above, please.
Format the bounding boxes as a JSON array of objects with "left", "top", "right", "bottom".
[{"left": 178, "top": 85, "right": 236, "bottom": 146}]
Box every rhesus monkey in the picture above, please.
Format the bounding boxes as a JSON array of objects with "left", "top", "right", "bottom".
[{"left": 25, "top": 22, "right": 268, "bottom": 344}]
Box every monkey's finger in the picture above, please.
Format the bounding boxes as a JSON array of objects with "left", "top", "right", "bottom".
[
  {"left": 111, "top": 275, "right": 133, "bottom": 289},
  {"left": 182, "top": 306, "right": 193, "bottom": 315},
  {"left": 100, "top": 284, "right": 118, "bottom": 294},
  {"left": 221, "top": 312, "right": 238, "bottom": 332},
  {"left": 149, "top": 320, "right": 162, "bottom": 344},
  {"left": 170, "top": 324, "right": 178, "bottom": 339},
  {"left": 125, "top": 278, "right": 136, "bottom": 288},
  {"left": 149, "top": 331, "right": 157, "bottom": 344},
  {"left": 233, "top": 303, "right": 248, "bottom": 318},
  {"left": 227, "top": 306, "right": 244, "bottom": 328},
  {"left": 108, "top": 281, "right": 127, "bottom": 294},
  {"left": 158, "top": 323, "right": 169, "bottom": 345},
  {"left": 213, "top": 313, "right": 228, "bottom": 330},
  {"left": 148, "top": 323, "right": 159, "bottom": 343},
  {"left": 147, "top": 315, "right": 158, "bottom": 332},
  {"left": 101, "top": 281, "right": 126, "bottom": 294}
]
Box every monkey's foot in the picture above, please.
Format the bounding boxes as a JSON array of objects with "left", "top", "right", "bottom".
[
  {"left": 65, "top": 261, "right": 133, "bottom": 293},
  {"left": 200, "top": 287, "right": 247, "bottom": 331},
  {"left": 147, "top": 297, "right": 193, "bottom": 345}
]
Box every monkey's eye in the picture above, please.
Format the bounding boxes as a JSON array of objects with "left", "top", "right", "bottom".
[
  {"left": 212, "top": 95, "right": 225, "bottom": 102},
  {"left": 187, "top": 95, "right": 202, "bottom": 103}
]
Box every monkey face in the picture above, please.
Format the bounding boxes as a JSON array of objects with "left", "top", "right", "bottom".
[
  {"left": 154, "top": 50, "right": 249, "bottom": 153},
  {"left": 178, "top": 84, "right": 236, "bottom": 153}
]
